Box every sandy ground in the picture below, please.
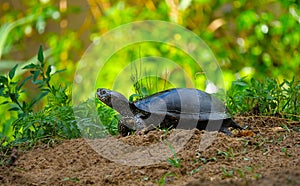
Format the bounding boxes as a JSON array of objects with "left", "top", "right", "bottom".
[{"left": 0, "top": 116, "right": 299, "bottom": 185}]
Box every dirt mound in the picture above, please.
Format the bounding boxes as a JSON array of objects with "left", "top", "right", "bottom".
[{"left": 0, "top": 116, "right": 299, "bottom": 185}]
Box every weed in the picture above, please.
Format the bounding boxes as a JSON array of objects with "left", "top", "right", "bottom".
[
  {"left": 188, "top": 166, "right": 202, "bottom": 176},
  {"left": 0, "top": 46, "right": 80, "bottom": 144},
  {"left": 217, "top": 147, "right": 235, "bottom": 160},
  {"left": 252, "top": 137, "right": 269, "bottom": 149},
  {"left": 221, "top": 167, "right": 234, "bottom": 178},
  {"left": 227, "top": 77, "right": 299, "bottom": 120},
  {"left": 167, "top": 156, "right": 181, "bottom": 168},
  {"left": 157, "top": 172, "right": 176, "bottom": 186},
  {"left": 281, "top": 123, "right": 291, "bottom": 132},
  {"left": 254, "top": 173, "right": 262, "bottom": 179},
  {"left": 129, "top": 50, "right": 172, "bottom": 100},
  {"left": 63, "top": 177, "right": 80, "bottom": 183},
  {"left": 281, "top": 147, "right": 287, "bottom": 153},
  {"left": 281, "top": 147, "right": 292, "bottom": 157},
  {"left": 236, "top": 168, "right": 246, "bottom": 180},
  {"left": 222, "top": 165, "right": 262, "bottom": 180},
  {"left": 166, "top": 142, "right": 181, "bottom": 168},
  {"left": 96, "top": 99, "right": 119, "bottom": 135},
  {"left": 74, "top": 98, "right": 119, "bottom": 138},
  {"left": 276, "top": 135, "right": 287, "bottom": 145}
]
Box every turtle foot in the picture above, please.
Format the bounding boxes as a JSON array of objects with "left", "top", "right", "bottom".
[
  {"left": 220, "top": 127, "right": 232, "bottom": 136},
  {"left": 118, "top": 116, "right": 147, "bottom": 136},
  {"left": 118, "top": 117, "right": 136, "bottom": 136}
]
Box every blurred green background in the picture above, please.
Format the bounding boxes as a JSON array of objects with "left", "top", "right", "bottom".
[
  {"left": 0, "top": 0, "right": 299, "bottom": 141},
  {"left": 1, "top": 0, "right": 299, "bottom": 81}
]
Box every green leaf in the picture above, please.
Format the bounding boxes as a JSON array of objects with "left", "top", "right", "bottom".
[
  {"left": 0, "top": 76, "right": 8, "bottom": 84},
  {"left": 281, "top": 123, "right": 290, "bottom": 132},
  {"left": 1, "top": 101, "right": 9, "bottom": 105},
  {"left": 9, "top": 81, "right": 17, "bottom": 85},
  {"left": 21, "top": 101, "right": 33, "bottom": 113},
  {"left": 8, "top": 107, "right": 20, "bottom": 111},
  {"left": 38, "top": 45, "right": 44, "bottom": 64},
  {"left": 22, "top": 63, "right": 39, "bottom": 69},
  {"left": 33, "top": 80, "right": 44, "bottom": 85},
  {"left": 0, "top": 90, "right": 9, "bottom": 98},
  {"left": 53, "top": 69, "right": 66, "bottom": 75},
  {"left": 237, "top": 10, "right": 259, "bottom": 30},
  {"left": 129, "top": 94, "right": 141, "bottom": 102},
  {"left": 9, "top": 64, "right": 18, "bottom": 80},
  {"left": 17, "top": 112, "right": 26, "bottom": 118},
  {"left": 33, "top": 70, "right": 40, "bottom": 81},
  {"left": 233, "top": 80, "right": 248, "bottom": 87},
  {"left": 0, "top": 85, "right": 4, "bottom": 94},
  {"left": 46, "top": 65, "right": 52, "bottom": 78},
  {"left": 30, "top": 91, "right": 49, "bottom": 107},
  {"left": 141, "top": 87, "right": 149, "bottom": 96},
  {"left": 41, "top": 88, "right": 51, "bottom": 92}
]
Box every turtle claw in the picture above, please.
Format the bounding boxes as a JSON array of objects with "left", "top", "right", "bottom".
[{"left": 135, "top": 129, "right": 148, "bottom": 136}]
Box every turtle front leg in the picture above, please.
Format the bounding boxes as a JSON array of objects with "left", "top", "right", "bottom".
[
  {"left": 118, "top": 117, "right": 135, "bottom": 137},
  {"left": 118, "top": 115, "right": 147, "bottom": 136},
  {"left": 118, "top": 122, "right": 132, "bottom": 137}
]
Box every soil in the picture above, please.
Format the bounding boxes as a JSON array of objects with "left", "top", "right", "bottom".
[{"left": 0, "top": 116, "right": 299, "bottom": 186}]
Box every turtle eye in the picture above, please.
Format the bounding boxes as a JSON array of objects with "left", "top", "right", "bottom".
[{"left": 98, "top": 89, "right": 106, "bottom": 95}]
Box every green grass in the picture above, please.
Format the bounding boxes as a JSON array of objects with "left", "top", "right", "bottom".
[
  {"left": 217, "top": 147, "right": 235, "bottom": 160},
  {"left": 226, "top": 77, "right": 299, "bottom": 120},
  {"left": 221, "top": 165, "right": 262, "bottom": 180},
  {"left": 165, "top": 141, "right": 182, "bottom": 168},
  {"left": 157, "top": 172, "right": 175, "bottom": 186}
]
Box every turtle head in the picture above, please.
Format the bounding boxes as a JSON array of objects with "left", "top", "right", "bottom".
[{"left": 96, "top": 88, "right": 133, "bottom": 117}]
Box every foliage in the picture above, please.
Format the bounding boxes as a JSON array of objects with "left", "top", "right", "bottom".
[
  {"left": 157, "top": 172, "right": 176, "bottom": 186},
  {"left": 74, "top": 98, "right": 119, "bottom": 139},
  {"left": 0, "top": 46, "right": 80, "bottom": 144},
  {"left": 1, "top": 0, "right": 298, "bottom": 84},
  {"left": 226, "top": 77, "right": 299, "bottom": 120},
  {"left": 166, "top": 141, "right": 182, "bottom": 168},
  {"left": 221, "top": 166, "right": 234, "bottom": 178},
  {"left": 0, "top": 45, "right": 119, "bottom": 148},
  {"left": 0, "top": 1, "right": 81, "bottom": 81},
  {"left": 221, "top": 166, "right": 262, "bottom": 180},
  {"left": 130, "top": 61, "right": 172, "bottom": 101},
  {"left": 92, "top": 0, "right": 299, "bottom": 82},
  {"left": 96, "top": 99, "right": 119, "bottom": 135},
  {"left": 217, "top": 147, "right": 235, "bottom": 160},
  {"left": 0, "top": 1, "right": 60, "bottom": 59}
]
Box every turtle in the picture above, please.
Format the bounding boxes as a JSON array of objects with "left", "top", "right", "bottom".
[{"left": 96, "top": 88, "right": 243, "bottom": 136}]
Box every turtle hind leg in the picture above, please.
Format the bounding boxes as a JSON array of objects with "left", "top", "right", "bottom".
[
  {"left": 220, "top": 127, "right": 232, "bottom": 136},
  {"left": 224, "top": 118, "right": 243, "bottom": 130},
  {"left": 219, "top": 118, "right": 243, "bottom": 136}
]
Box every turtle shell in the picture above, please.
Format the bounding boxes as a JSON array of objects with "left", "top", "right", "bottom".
[
  {"left": 131, "top": 88, "right": 230, "bottom": 121},
  {"left": 97, "top": 88, "right": 242, "bottom": 136}
]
